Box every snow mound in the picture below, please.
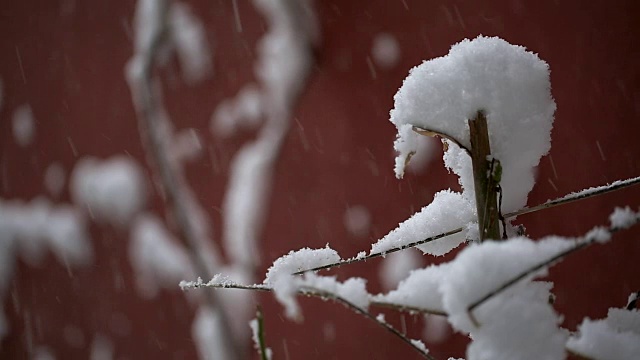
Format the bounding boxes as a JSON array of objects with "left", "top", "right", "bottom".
[{"left": 391, "top": 35, "right": 555, "bottom": 213}]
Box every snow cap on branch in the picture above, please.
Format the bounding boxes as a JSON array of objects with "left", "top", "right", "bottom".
[
  {"left": 391, "top": 35, "right": 555, "bottom": 212},
  {"left": 264, "top": 246, "right": 349, "bottom": 319}
]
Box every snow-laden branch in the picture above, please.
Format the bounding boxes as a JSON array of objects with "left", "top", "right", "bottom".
[
  {"left": 184, "top": 207, "right": 639, "bottom": 360},
  {"left": 125, "top": 0, "right": 236, "bottom": 358},
  {"left": 181, "top": 277, "right": 436, "bottom": 360},
  {"left": 290, "top": 175, "right": 640, "bottom": 275},
  {"left": 218, "top": 0, "right": 319, "bottom": 274}
]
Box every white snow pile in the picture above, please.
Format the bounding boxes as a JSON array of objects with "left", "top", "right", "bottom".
[
  {"left": 264, "top": 247, "right": 370, "bottom": 319},
  {"left": 391, "top": 35, "right": 555, "bottom": 214},
  {"left": 372, "top": 33, "right": 401, "bottom": 69},
  {"left": 211, "top": 85, "right": 264, "bottom": 137},
  {"left": 70, "top": 156, "right": 147, "bottom": 227},
  {"left": 168, "top": 2, "right": 212, "bottom": 83},
  {"left": 376, "top": 236, "right": 575, "bottom": 360},
  {"left": 129, "top": 214, "right": 193, "bottom": 298},
  {"left": 379, "top": 249, "right": 421, "bottom": 291},
  {"left": 12, "top": 104, "right": 36, "bottom": 147},
  {"left": 193, "top": 306, "right": 233, "bottom": 360},
  {"left": 0, "top": 197, "right": 93, "bottom": 272},
  {"left": 567, "top": 307, "right": 640, "bottom": 360},
  {"left": 374, "top": 262, "right": 451, "bottom": 314},
  {"left": 371, "top": 190, "right": 475, "bottom": 256},
  {"left": 252, "top": 0, "right": 318, "bottom": 110},
  {"left": 609, "top": 206, "right": 639, "bottom": 230},
  {"left": 0, "top": 198, "right": 92, "bottom": 339},
  {"left": 373, "top": 36, "right": 555, "bottom": 255}
]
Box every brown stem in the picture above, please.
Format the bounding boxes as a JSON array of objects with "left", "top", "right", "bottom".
[{"left": 468, "top": 110, "right": 501, "bottom": 241}]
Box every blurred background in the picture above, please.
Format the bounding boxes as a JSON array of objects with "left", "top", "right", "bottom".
[{"left": 1, "top": 0, "right": 639, "bottom": 359}]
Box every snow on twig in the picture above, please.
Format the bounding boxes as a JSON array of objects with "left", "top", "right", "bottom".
[{"left": 292, "top": 175, "right": 640, "bottom": 274}]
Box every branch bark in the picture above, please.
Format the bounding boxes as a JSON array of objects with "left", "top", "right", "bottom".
[{"left": 468, "top": 110, "right": 501, "bottom": 241}]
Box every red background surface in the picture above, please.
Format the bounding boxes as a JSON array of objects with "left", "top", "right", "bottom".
[{"left": 1, "top": 0, "right": 639, "bottom": 359}]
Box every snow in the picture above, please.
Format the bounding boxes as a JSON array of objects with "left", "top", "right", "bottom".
[
  {"left": 171, "top": 128, "right": 203, "bottom": 163},
  {"left": 465, "top": 281, "right": 566, "bottom": 360},
  {"left": 12, "top": 104, "right": 36, "bottom": 147},
  {"left": 45, "top": 204, "right": 94, "bottom": 266},
  {"left": 253, "top": 0, "right": 318, "bottom": 109},
  {"left": 211, "top": 85, "right": 263, "bottom": 137},
  {"left": 193, "top": 307, "right": 232, "bottom": 360},
  {"left": 0, "top": 198, "right": 92, "bottom": 269},
  {"left": 44, "top": 163, "right": 66, "bottom": 198},
  {"left": 130, "top": 0, "right": 165, "bottom": 60},
  {"left": 370, "top": 190, "right": 475, "bottom": 256},
  {"left": 440, "top": 237, "right": 572, "bottom": 330},
  {"left": 372, "top": 33, "right": 401, "bottom": 69},
  {"left": 585, "top": 226, "right": 612, "bottom": 244},
  {"left": 0, "top": 198, "right": 92, "bottom": 341},
  {"left": 375, "top": 263, "right": 450, "bottom": 314},
  {"left": 440, "top": 238, "right": 570, "bottom": 360},
  {"left": 567, "top": 309, "right": 640, "bottom": 360},
  {"left": 609, "top": 206, "right": 638, "bottom": 229},
  {"left": 376, "top": 235, "right": 574, "bottom": 359},
  {"left": 90, "top": 334, "right": 113, "bottom": 360},
  {"left": 129, "top": 214, "right": 193, "bottom": 298},
  {"left": 423, "top": 314, "right": 450, "bottom": 344},
  {"left": 264, "top": 246, "right": 341, "bottom": 318},
  {"left": 343, "top": 205, "right": 372, "bottom": 237},
  {"left": 410, "top": 339, "right": 429, "bottom": 353},
  {"left": 169, "top": 2, "right": 212, "bottom": 83},
  {"left": 606, "top": 308, "right": 640, "bottom": 334},
  {"left": 303, "top": 274, "right": 370, "bottom": 310},
  {"left": 379, "top": 249, "right": 422, "bottom": 291},
  {"left": 33, "top": 347, "right": 55, "bottom": 360},
  {"left": 391, "top": 36, "right": 555, "bottom": 215},
  {"left": 218, "top": 0, "right": 319, "bottom": 276},
  {"left": 406, "top": 136, "right": 438, "bottom": 175},
  {"left": 222, "top": 139, "right": 280, "bottom": 269},
  {"left": 70, "top": 156, "right": 147, "bottom": 227}
]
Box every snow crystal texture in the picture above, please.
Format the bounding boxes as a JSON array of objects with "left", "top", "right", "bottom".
[{"left": 391, "top": 36, "right": 555, "bottom": 213}]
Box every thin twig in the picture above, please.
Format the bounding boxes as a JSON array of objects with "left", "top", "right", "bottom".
[
  {"left": 292, "top": 175, "right": 640, "bottom": 274},
  {"left": 370, "top": 301, "right": 447, "bottom": 317},
  {"left": 183, "top": 280, "right": 435, "bottom": 359},
  {"left": 412, "top": 125, "right": 471, "bottom": 156},
  {"left": 466, "top": 213, "right": 640, "bottom": 322},
  {"left": 292, "top": 227, "right": 464, "bottom": 275},
  {"left": 331, "top": 296, "right": 436, "bottom": 360},
  {"left": 505, "top": 176, "right": 640, "bottom": 218},
  {"left": 181, "top": 280, "right": 446, "bottom": 316},
  {"left": 254, "top": 306, "right": 269, "bottom": 360}
]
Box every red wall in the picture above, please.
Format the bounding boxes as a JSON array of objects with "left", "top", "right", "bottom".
[{"left": 1, "top": 0, "right": 639, "bottom": 359}]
